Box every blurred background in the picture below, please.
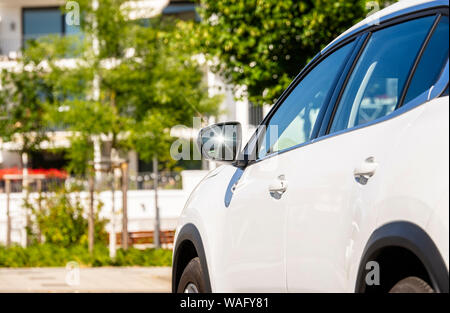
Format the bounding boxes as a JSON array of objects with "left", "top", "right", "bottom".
[{"left": 0, "top": 0, "right": 392, "bottom": 292}]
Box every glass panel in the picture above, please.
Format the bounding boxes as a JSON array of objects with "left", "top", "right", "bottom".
[
  {"left": 330, "top": 16, "right": 435, "bottom": 133},
  {"left": 404, "top": 16, "right": 449, "bottom": 104},
  {"left": 257, "top": 41, "right": 354, "bottom": 159},
  {"left": 23, "top": 8, "right": 63, "bottom": 42},
  {"left": 66, "top": 24, "right": 81, "bottom": 36},
  {"left": 249, "top": 102, "right": 264, "bottom": 126}
]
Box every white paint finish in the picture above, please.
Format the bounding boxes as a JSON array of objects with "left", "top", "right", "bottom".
[
  {"left": 219, "top": 161, "right": 287, "bottom": 292},
  {"left": 343, "top": 98, "right": 434, "bottom": 292},
  {"left": 374, "top": 98, "right": 448, "bottom": 229},
  {"left": 427, "top": 189, "right": 450, "bottom": 269},
  {"left": 374, "top": 96, "right": 449, "bottom": 264},
  {"left": 177, "top": 95, "right": 449, "bottom": 292},
  {"left": 176, "top": 164, "right": 237, "bottom": 292},
  {"left": 279, "top": 91, "right": 421, "bottom": 291},
  {"left": 281, "top": 133, "right": 369, "bottom": 292}
]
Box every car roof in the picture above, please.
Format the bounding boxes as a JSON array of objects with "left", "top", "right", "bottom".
[{"left": 322, "top": 0, "right": 449, "bottom": 54}]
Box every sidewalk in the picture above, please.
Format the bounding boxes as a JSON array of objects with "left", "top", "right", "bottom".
[{"left": 0, "top": 267, "right": 171, "bottom": 293}]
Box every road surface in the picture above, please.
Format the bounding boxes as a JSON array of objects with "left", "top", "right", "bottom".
[{"left": 0, "top": 267, "right": 171, "bottom": 293}]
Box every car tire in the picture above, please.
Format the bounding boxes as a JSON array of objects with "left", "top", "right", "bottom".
[
  {"left": 177, "top": 257, "right": 207, "bottom": 293},
  {"left": 389, "top": 276, "right": 435, "bottom": 293}
]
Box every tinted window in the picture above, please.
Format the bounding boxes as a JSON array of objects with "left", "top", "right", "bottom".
[
  {"left": 330, "top": 16, "right": 435, "bottom": 133},
  {"left": 404, "top": 16, "right": 449, "bottom": 103},
  {"left": 257, "top": 42, "right": 354, "bottom": 159}
]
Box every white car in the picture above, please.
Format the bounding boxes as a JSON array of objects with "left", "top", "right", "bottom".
[{"left": 172, "top": 0, "right": 449, "bottom": 293}]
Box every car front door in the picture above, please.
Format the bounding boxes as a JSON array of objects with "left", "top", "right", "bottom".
[{"left": 218, "top": 40, "right": 356, "bottom": 292}]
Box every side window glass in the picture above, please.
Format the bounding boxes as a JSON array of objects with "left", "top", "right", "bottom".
[
  {"left": 257, "top": 42, "right": 354, "bottom": 159},
  {"left": 404, "top": 16, "right": 449, "bottom": 104},
  {"left": 330, "top": 16, "right": 436, "bottom": 133}
]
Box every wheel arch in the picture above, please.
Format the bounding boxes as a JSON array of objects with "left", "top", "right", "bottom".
[
  {"left": 355, "top": 221, "right": 449, "bottom": 293},
  {"left": 172, "top": 223, "right": 212, "bottom": 293}
]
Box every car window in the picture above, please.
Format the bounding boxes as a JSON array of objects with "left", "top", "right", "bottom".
[
  {"left": 404, "top": 16, "right": 449, "bottom": 104},
  {"left": 329, "top": 16, "right": 436, "bottom": 133},
  {"left": 257, "top": 42, "right": 354, "bottom": 159}
]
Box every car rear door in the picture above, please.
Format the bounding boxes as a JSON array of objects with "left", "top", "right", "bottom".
[{"left": 283, "top": 13, "right": 446, "bottom": 292}]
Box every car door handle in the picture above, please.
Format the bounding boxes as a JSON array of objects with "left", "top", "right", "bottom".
[
  {"left": 354, "top": 157, "right": 378, "bottom": 185},
  {"left": 269, "top": 175, "right": 288, "bottom": 199}
]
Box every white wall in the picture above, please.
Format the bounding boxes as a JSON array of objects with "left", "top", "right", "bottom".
[
  {"left": 0, "top": 169, "right": 209, "bottom": 246},
  {"left": 0, "top": 149, "right": 21, "bottom": 168},
  {"left": 0, "top": 1, "right": 66, "bottom": 56},
  {"left": 181, "top": 170, "right": 208, "bottom": 193},
  {"left": 0, "top": 5, "right": 21, "bottom": 56},
  {"left": 0, "top": 189, "right": 191, "bottom": 246}
]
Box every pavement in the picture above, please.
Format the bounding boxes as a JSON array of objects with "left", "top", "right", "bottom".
[{"left": 0, "top": 267, "right": 172, "bottom": 293}]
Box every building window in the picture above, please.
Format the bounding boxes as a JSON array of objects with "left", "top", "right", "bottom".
[
  {"left": 22, "top": 7, "right": 80, "bottom": 46},
  {"left": 162, "top": 1, "right": 199, "bottom": 21},
  {"left": 248, "top": 102, "right": 264, "bottom": 126}
]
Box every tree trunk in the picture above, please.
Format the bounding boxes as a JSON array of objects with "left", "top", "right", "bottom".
[
  {"left": 121, "top": 162, "right": 129, "bottom": 250},
  {"left": 6, "top": 179, "right": 11, "bottom": 248},
  {"left": 109, "top": 171, "right": 117, "bottom": 259},
  {"left": 21, "top": 152, "right": 30, "bottom": 247},
  {"left": 88, "top": 174, "right": 95, "bottom": 254},
  {"left": 37, "top": 179, "right": 42, "bottom": 244},
  {"left": 153, "top": 156, "right": 161, "bottom": 248}
]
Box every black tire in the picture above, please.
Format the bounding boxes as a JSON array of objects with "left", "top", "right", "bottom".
[
  {"left": 177, "top": 257, "right": 207, "bottom": 293},
  {"left": 389, "top": 276, "right": 435, "bottom": 293}
]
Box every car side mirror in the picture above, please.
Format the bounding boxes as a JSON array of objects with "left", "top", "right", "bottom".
[{"left": 197, "top": 122, "right": 242, "bottom": 163}]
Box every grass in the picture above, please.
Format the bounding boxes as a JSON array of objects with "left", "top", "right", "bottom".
[{"left": 0, "top": 244, "right": 172, "bottom": 268}]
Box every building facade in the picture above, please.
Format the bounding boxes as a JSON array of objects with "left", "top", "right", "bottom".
[{"left": 0, "top": 0, "right": 268, "bottom": 175}]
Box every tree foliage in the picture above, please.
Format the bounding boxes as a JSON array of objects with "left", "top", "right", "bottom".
[
  {"left": 64, "top": 1, "right": 219, "bottom": 168},
  {"left": 0, "top": 63, "right": 51, "bottom": 158},
  {"left": 26, "top": 185, "right": 108, "bottom": 247},
  {"left": 198, "top": 0, "right": 394, "bottom": 104}
]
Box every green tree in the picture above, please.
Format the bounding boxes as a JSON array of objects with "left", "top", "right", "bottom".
[
  {"left": 198, "top": 0, "right": 394, "bottom": 105},
  {"left": 0, "top": 1, "right": 219, "bottom": 176},
  {"left": 27, "top": 185, "right": 108, "bottom": 247},
  {"left": 0, "top": 62, "right": 52, "bottom": 165},
  {"left": 52, "top": 0, "right": 220, "bottom": 173}
]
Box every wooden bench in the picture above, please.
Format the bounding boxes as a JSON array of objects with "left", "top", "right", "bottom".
[{"left": 113, "top": 230, "right": 175, "bottom": 246}]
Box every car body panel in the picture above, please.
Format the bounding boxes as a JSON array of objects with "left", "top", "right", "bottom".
[
  {"left": 175, "top": 164, "right": 237, "bottom": 292},
  {"left": 175, "top": 95, "right": 449, "bottom": 292}
]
